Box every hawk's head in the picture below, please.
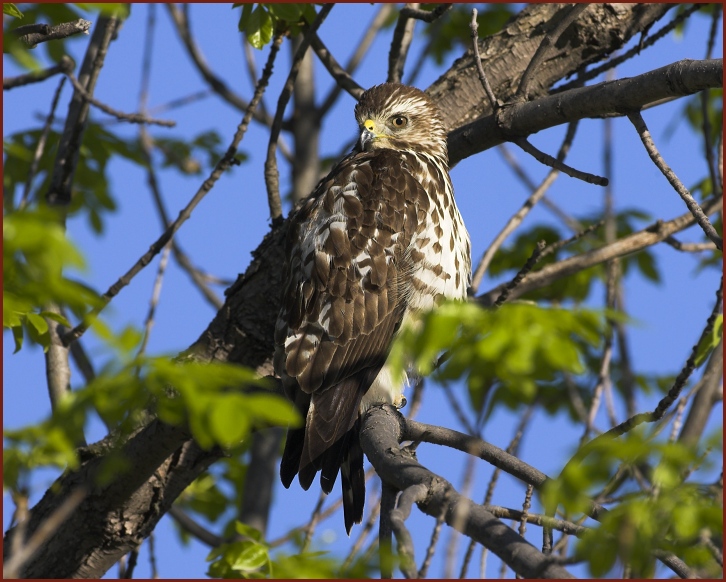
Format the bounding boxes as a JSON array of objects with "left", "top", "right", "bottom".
[{"left": 354, "top": 83, "right": 448, "bottom": 163}]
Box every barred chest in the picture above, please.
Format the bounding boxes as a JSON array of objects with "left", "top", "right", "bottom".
[{"left": 404, "top": 155, "right": 471, "bottom": 312}]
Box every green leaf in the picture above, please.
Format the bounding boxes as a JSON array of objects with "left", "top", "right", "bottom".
[
  {"left": 244, "top": 5, "right": 273, "bottom": 49},
  {"left": 25, "top": 311, "right": 49, "bottom": 335},
  {"left": 267, "top": 3, "right": 302, "bottom": 22},
  {"left": 11, "top": 324, "right": 23, "bottom": 353},
  {"left": 38, "top": 310, "right": 71, "bottom": 327},
  {"left": 3, "top": 4, "right": 24, "bottom": 18},
  {"left": 694, "top": 314, "right": 723, "bottom": 367}
]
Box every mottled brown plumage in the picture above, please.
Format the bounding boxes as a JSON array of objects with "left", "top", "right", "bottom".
[{"left": 275, "top": 83, "right": 471, "bottom": 533}]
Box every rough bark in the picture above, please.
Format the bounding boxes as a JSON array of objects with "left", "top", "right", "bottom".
[
  {"left": 4, "top": 4, "right": 718, "bottom": 578},
  {"left": 426, "top": 3, "right": 673, "bottom": 131}
]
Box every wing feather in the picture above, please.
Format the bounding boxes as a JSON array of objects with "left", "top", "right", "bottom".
[{"left": 276, "top": 148, "right": 429, "bottom": 514}]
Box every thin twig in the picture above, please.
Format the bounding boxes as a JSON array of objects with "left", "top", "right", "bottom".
[
  {"left": 14, "top": 18, "right": 91, "bottom": 48},
  {"left": 341, "top": 491, "right": 381, "bottom": 573},
  {"left": 3, "top": 56, "right": 74, "bottom": 90},
  {"left": 390, "top": 484, "right": 428, "bottom": 578},
  {"left": 513, "top": 137, "right": 608, "bottom": 186},
  {"left": 18, "top": 76, "right": 67, "bottom": 210},
  {"left": 3, "top": 488, "right": 87, "bottom": 578},
  {"left": 568, "top": 275, "right": 724, "bottom": 466},
  {"left": 379, "top": 484, "right": 397, "bottom": 579},
  {"left": 496, "top": 144, "right": 585, "bottom": 233},
  {"left": 62, "top": 32, "right": 284, "bottom": 346},
  {"left": 476, "top": 195, "right": 722, "bottom": 307},
  {"left": 308, "top": 32, "right": 364, "bottom": 100},
  {"left": 401, "top": 3, "right": 451, "bottom": 23},
  {"left": 300, "top": 491, "right": 327, "bottom": 553},
  {"left": 165, "top": 4, "right": 272, "bottom": 126},
  {"left": 493, "top": 240, "right": 547, "bottom": 308},
  {"left": 64, "top": 69, "right": 175, "bottom": 127},
  {"left": 319, "top": 4, "right": 395, "bottom": 117},
  {"left": 517, "top": 4, "right": 589, "bottom": 100},
  {"left": 139, "top": 3, "right": 222, "bottom": 307},
  {"left": 441, "top": 381, "right": 476, "bottom": 435},
  {"left": 264, "top": 4, "right": 334, "bottom": 226},
  {"left": 418, "top": 489, "right": 449, "bottom": 578},
  {"left": 167, "top": 505, "right": 222, "bottom": 547},
  {"left": 471, "top": 121, "right": 579, "bottom": 292},
  {"left": 663, "top": 237, "right": 718, "bottom": 253},
  {"left": 459, "top": 404, "right": 536, "bottom": 578},
  {"left": 627, "top": 110, "right": 723, "bottom": 250},
  {"left": 387, "top": 3, "right": 419, "bottom": 84},
  {"left": 470, "top": 8, "right": 499, "bottom": 111}
]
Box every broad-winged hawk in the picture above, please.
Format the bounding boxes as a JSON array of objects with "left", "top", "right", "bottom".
[{"left": 275, "top": 83, "right": 471, "bottom": 533}]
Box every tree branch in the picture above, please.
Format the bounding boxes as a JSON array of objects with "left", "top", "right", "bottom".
[
  {"left": 62, "top": 32, "right": 283, "bottom": 346},
  {"left": 3, "top": 55, "right": 74, "bottom": 90},
  {"left": 361, "top": 406, "right": 575, "bottom": 579},
  {"left": 387, "top": 3, "right": 419, "bottom": 84},
  {"left": 264, "top": 5, "right": 333, "bottom": 225},
  {"left": 449, "top": 58, "right": 723, "bottom": 167},
  {"left": 477, "top": 195, "right": 723, "bottom": 307},
  {"left": 627, "top": 109, "right": 723, "bottom": 250},
  {"left": 13, "top": 18, "right": 91, "bottom": 48}
]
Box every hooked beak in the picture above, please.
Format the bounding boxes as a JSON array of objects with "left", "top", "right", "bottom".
[{"left": 357, "top": 119, "right": 377, "bottom": 151}]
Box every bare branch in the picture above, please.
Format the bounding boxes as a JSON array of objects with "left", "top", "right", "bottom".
[
  {"left": 3, "top": 56, "right": 74, "bottom": 90},
  {"left": 471, "top": 121, "right": 578, "bottom": 292},
  {"left": 18, "top": 76, "right": 66, "bottom": 210},
  {"left": 14, "top": 18, "right": 91, "bottom": 48},
  {"left": 62, "top": 32, "right": 284, "bottom": 345},
  {"left": 469, "top": 8, "right": 499, "bottom": 111},
  {"left": 362, "top": 406, "right": 575, "bottom": 578},
  {"left": 167, "top": 506, "right": 222, "bottom": 548},
  {"left": 517, "top": 4, "right": 590, "bottom": 100},
  {"left": 627, "top": 109, "right": 723, "bottom": 250},
  {"left": 264, "top": 4, "right": 334, "bottom": 225},
  {"left": 449, "top": 58, "right": 724, "bottom": 166},
  {"left": 400, "top": 3, "right": 451, "bottom": 23},
  {"left": 387, "top": 3, "right": 419, "bottom": 84},
  {"left": 3, "top": 488, "right": 87, "bottom": 578},
  {"left": 391, "top": 484, "right": 428, "bottom": 578},
  {"left": 47, "top": 15, "right": 119, "bottom": 206},
  {"left": 308, "top": 32, "right": 364, "bottom": 100},
  {"left": 418, "top": 489, "right": 448, "bottom": 578},
  {"left": 513, "top": 136, "right": 608, "bottom": 186},
  {"left": 319, "top": 4, "right": 395, "bottom": 117},
  {"left": 493, "top": 241, "right": 547, "bottom": 308},
  {"left": 570, "top": 275, "right": 723, "bottom": 463},
  {"left": 165, "top": 4, "right": 272, "bottom": 126},
  {"left": 664, "top": 236, "right": 719, "bottom": 253},
  {"left": 379, "top": 483, "right": 397, "bottom": 579},
  {"left": 556, "top": 5, "right": 703, "bottom": 93},
  {"left": 477, "top": 195, "right": 723, "bottom": 307},
  {"left": 64, "top": 69, "right": 175, "bottom": 127}
]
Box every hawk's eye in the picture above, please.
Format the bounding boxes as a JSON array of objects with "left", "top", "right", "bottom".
[{"left": 390, "top": 115, "right": 408, "bottom": 128}]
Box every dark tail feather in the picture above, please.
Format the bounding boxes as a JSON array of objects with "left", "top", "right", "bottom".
[
  {"left": 341, "top": 422, "right": 365, "bottom": 535},
  {"left": 280, "top": 426, "right": 305, "bottom": 488}
]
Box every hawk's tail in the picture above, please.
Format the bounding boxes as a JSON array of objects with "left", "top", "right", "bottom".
[
  {"left": 280, "top": 421, "right": 366, "bottom": 535},
  {"left": 340, "top": 421, "right": 365, "bottom": 535}
]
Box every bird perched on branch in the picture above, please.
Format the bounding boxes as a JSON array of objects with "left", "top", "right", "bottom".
[{"left": 275, "top": 83, "right": 471, "bottom": 533}]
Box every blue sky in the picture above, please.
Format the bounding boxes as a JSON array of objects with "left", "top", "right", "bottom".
[{"left": 3, "top": 4, "right": 722, "bottom": 578}]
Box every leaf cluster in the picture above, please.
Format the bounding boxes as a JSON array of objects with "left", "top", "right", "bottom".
[
  {"left": 390, "top": 300, "right": 605, "bottom": 419},
  {"left": 235, "top": 4, "right": 318, "bottom": 49},
  {"left": 543, "top": 429, "right": 722, "bottom": 577}
]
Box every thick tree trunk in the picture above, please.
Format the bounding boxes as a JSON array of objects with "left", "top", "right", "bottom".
[{"left": 5, "top": 4, "right": 716, "bottom": 578}]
